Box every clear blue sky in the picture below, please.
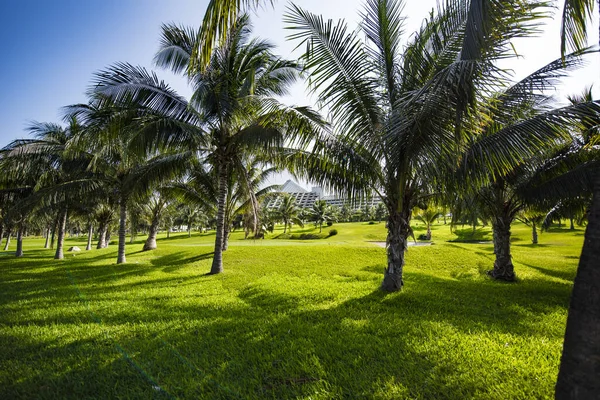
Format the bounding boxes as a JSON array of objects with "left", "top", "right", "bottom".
[{"left": 1, "top": 0, "right": 598, "bottom": 152}]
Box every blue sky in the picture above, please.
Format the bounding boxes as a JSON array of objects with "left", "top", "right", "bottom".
[{"left": 1, "top": 0, "right": 598, "bottom": 155}]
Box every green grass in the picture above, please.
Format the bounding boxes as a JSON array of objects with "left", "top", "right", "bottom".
[{"left": 0, "top": 221, "right": 583, "bottom": 399}]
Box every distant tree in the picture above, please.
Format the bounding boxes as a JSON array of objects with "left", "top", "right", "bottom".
[
  {"left": 517, "top": 209, "right": 546, "bottom": 244},
  {"left": 310, "top": 200, "right": 336, "bottom": 233},
  {"left": 414, "top": 209, "right": 441, "bottom": 241},
  {"left": 275, "top": 195, "right": 303, "bottom": 233}
]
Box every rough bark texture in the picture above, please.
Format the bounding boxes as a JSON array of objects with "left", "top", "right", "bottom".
[
  {"left": 54, "top": 209, "right": 68, "bottom": 260},
  {"left": 15, "top": 227, "right": 24, "bottom": 257},
  {"left": 3, "top": 231, "right": 11, "bottom": 251},
  {"left": 426, "top": 225, "right": 432, "bottom": 241},
  {"left": 555, "top": 174, "right": 600, "bottom": 399},
  {"left": 97, "top": 224, "right": 107, "bottom": 249},
  {"left": 222, "top": 225, "right": 229, "bottom": 251},
  {"left": 489, "top": 216, "right": 515, "bottom": 281},
  {"left": 117, "top": 199, "right": 127, "bottom": 264},
  {"left": 143, "top": 220, "right": 159, "bottom": 251},
  {"left": 0, "top": 226, "right": 4, "bottom": 250},
  {"left": 381, "top": 209, "right": 411, "bottom": 292},
  {"left": 532, "top": 223, "right": 538, "bottom": 245},
  {"left": 210, "top": 166, "right": 228, "bottom": 274},
  {"left": 44, "top": 227, "right": 51, "bottom": 249},
  {"left": 86, "top": 224, "right": 93, "bottom": 251},
  {"left": 50, "top": 213, "right": 59, "bottom": 249}
]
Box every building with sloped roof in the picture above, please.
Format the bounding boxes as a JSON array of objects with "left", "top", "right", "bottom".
[{"left": 265, "top": 180, "right": 382, "bottom": 210}]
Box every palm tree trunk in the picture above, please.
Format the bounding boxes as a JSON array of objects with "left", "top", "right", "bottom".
[
  {"left": 97, "top": 223, "right": 107, "bottom": 249},
  {"left": 143, "top": 219, "right": 159, "bottom": 251},
  {"left": 0, "top": 225, "right": 4, "bottom": 250},
  {"left": 86, "top": 223, "right": 93, "bottom": 251},
  {"left": 555, "top": 172, "right": 600, "bottom": 398},
  {"left": 532, "top": 223, "right": 538, "bottom": 244},
  {"left": 222, "top": 225, "right": 229, "bottom": 251},
  {"left": 44, "top": 227, "right": 51, "bottom": 249},
  {"left": 210, "top": 165, "right": 228, "bottom": 275},
  {"left": 570, "top": 217, "right": 575, "bottom": 230},
  {"left": 489, "top": 215, "right": 515, "bottom": 281},
  {"left": 381, "top": 209, "right": 411, "bottom": 292},
  {"left": 54, "top": 208, "right": 68, "bottom": 260},
  {"left": 167, "top": 229, "right": 170, "bottom": 239},
  {"left": 117, "top": 199, "right": 127, "bottom": 264},
  {"left": 188, "top": 226, "right": 192, "bottom": 237},
  {"left": 3, "top": 230, "right": 11, "bottom": 251},
  {"left": 426, "top": 224, "right": 432, "bottom": 241},
  {"left": 50, "top": 213, "right": 59, "bottom": 249},
  {"left": 15, "top": 227, "right": 24, "bottom": 257}
]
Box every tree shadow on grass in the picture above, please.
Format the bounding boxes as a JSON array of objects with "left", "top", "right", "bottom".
[
  {"left": 521, "top": 262, "right": 576, "bottom": 282},
  {"left": 150, "top": 251, "right": 214, "bottom": 273}
]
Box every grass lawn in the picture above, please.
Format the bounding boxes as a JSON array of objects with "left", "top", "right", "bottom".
[{"left": 0, "top": 221, "right": 583, "bottom": 399}]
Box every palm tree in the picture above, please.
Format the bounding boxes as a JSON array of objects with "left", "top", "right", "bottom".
[
  {"left": 310, "top": 200, "right": 335, "bottom": 233},
  {"left": 285, "top": 0, "right": 552, "bottom": 291},
  {"left": 91, "top": 17, "right": 321, "bottom": 273},
  {"left": 192, "top": 0, "right": 275, "bottom": 71},
  {"left": 275, "top": 194, "right": 302, "bottom": 233},
  {"left": 67, "top": 97, "right": 192, "bottom": 264},
  {"left": 0, "top": 119, "right": 94, "bottom": 259},
  {"left": 455, "top": 51, "right": 600, "bottom": 281},
  {"left": 414, "top": 209, "right": 441, "bottom": 241},
  {"left": 141, "top": 192, "right": 170, "bottom": 251},
  {"left": 517, "top": 209, "right": 547, "bottom": 244},
  {"left": 560, "top": 0, "right": 598, "bottom": 57}
]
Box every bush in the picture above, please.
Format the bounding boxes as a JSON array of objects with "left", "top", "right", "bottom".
[
  {"left": 417, "top": 233, "right": 429, "bottom": 241},
  {"left": 368, "top": 221, "right": 376, "bottom": 225},
  {"left": 329, "top": 229, "right": 338, "bottom": 237},
  {"left": 327, "top": 221, "right": 334, "bottom": 226}
]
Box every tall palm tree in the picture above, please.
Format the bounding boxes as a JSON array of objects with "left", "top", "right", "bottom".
[
  {"left": 455, "top": 50, "right": 600, "bottom": 280},
  {"left": 141, "top": 192, "right": 170, "bottom": 251},
  {"left": 285, "top": 0, "right": 552, "bottom": 291},
  {"left": 91, "top": 16, "right": 322, "bottom": 273}
]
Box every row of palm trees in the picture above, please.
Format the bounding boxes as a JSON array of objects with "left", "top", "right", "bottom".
[
  {"left": 0, "top": 0, "right": 598, "bottom": 396},
  {"left": 1, "top": 0, "right": 597, "bottom": 287}
]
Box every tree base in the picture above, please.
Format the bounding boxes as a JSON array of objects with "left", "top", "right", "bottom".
[
  {"left": 381, "top": 271, "right": 403, "bottom": 292},
  {"left": 487, "top": 268, "right": 516, "bottom": 282}
]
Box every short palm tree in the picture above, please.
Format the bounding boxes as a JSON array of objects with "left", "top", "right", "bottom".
[
  {"left": 275, "top": 195, "right": 302, "bottom": 233},
  {"left": 310, "top": 200, "right": 335, "bottom": 233},
  {"left": 414, "top": 209, "right": 441, "bottom": 241}
]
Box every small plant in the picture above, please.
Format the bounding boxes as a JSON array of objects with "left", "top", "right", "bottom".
[
  {"left": 329, "top": 229, "right": 338, "bottom": 237},
  {"left": 368, "top": 221, "right": 376, "bottom": 225},
  {"left": 417, "top": 233, "right": 429, "bottom": 241}
]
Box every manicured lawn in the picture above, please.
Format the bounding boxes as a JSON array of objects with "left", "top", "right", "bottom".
[{"left": 0, "top": 221, "right": 583, "bottom": 399}]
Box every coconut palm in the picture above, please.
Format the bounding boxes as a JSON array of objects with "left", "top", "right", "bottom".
[
  {"left": 140, "top": 192, "right": 170, "bottom": 251},
  {"left": 285, "top": 0, "right": 555, "bottom": 291},
  {"left": 0, "top": 119, "right": 94, "bottom": 259},
  {"left": 414, "top": 208, "right": 441, "bottom": 241},
  {"left": 560, "top": 0, "right": 598, "bottom": 56},
  {"left": 516, "top": 209, "right": 547, "bottom": 244},
  {"left": 309, "top": 200, "right": 335, "bottom": 233},
  {"left": 91, "top": 16, "right": 322, "bottom": 273},
  {"left": 453, "top": 49, "right": 600, "bottom": 280},
  {"left": 67, "top": 97, "right": 193, "bottom": 264},
  {"left": 193, "top": 0, "right": 275, "bottom": 71},
  {"left": 275, "top": 194, "right": 303, "bottom": 233}
]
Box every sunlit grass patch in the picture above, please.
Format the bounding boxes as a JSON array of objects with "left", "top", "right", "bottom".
[{"left": 0, "top": 222, "right": 581, "bottom": 399}]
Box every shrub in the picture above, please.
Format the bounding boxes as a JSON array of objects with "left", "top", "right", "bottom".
[
  {"left": 327, "top": 221, "right": 333, "bottom": 226},
  {"left": 417, "top": 233, "right": 429, "bottom": 241},
  {"left": 329, "top": 229, "right": 338, "bottom": 237},
  {"left": 368, "top": 221, "right": 376, "bottom": 225}
]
